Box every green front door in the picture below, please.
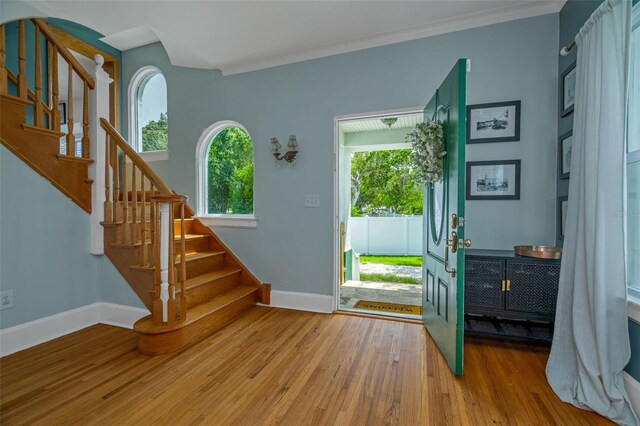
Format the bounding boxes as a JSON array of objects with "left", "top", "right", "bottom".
[{"left": 422, "top": 59, "right": 467, "bottom": 376}]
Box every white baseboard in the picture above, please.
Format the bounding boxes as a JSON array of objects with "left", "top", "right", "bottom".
[
  {"left": 98, "top": 303, "right": 150, "bottom": 328},
  {"left": 261, "top": 290, "right": 333, "bottom": 314},
  {"left": 0, "top": 302, "right": 149, "bottom": 357},
  {"left": 624, "top": 371, "right": 640, "bottom": 417}
]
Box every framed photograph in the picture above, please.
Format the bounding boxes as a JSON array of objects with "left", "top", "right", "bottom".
[
  {"left": 466, "top": 100, "right": 521, "bottom": 144},
  {"left": 559, "top": 130, "right": 573, "bottom": 179},
  {"left": 58, "top": 102, "right": 67, "bottom": 125},
  {"left": 558, "top": 196, "right": 569, "bottom": 241},
  {"left": 561, "top": 62, "right": 576, "bottom": 117},
  {"left": 466, "top": 160, "right": 521, "bottom": 200}
]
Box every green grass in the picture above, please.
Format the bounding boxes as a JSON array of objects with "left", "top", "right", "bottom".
[
  {"left": 360, "top": 256, "right": 422, "bottom": 267},
  {"left": 359, "top": 273, "right": 421, "bottom": 285}
]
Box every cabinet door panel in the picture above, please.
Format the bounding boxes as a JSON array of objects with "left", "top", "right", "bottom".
[
  {"left": 464, "top": 258, "right": 504, "bottom": 310},
  {"left": 506, "top": 260, "right": 560, "bottom": 317}
]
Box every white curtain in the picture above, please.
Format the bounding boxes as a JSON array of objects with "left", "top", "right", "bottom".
[{"left": 546, "top": 0, "right": 637, "bottom": 424}]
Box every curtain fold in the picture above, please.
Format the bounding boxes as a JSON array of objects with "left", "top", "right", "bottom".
[{"left": 545, "top": 0, "right": 638, "bottom": 424}]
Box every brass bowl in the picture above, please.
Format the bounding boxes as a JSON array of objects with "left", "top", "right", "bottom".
[{"left": 514, "top": 245, "right": 563, "bottom": 259}]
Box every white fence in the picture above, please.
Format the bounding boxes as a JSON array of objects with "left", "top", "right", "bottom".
[{"left": 349, "top": 216, "right": 422, "bottom": 256}]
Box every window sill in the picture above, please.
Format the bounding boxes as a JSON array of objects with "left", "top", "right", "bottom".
[
  {"left": 629, "top": 294, "right": 640, "bottom": 324},
  {"left": 138, "top": 150, "right": 169, "bottom": 162},
  {"left": 195, "top": 215, "right": 257, "bottom": 228}
]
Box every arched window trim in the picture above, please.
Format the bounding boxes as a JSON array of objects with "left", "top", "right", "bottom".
[
  {"left": 195, "top": 120, "right": 257, "bottom": 228},
  {"left": 128, "top": 65, "right": 168, "bottom": 162}
]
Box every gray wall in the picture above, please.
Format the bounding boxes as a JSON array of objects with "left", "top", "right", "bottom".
[
  {"left": 117, "top": 13, "right": 560, "bottom": 305},
  {"left": 0, "top": 147, "right": 98, "bottom": 328},
  {"left": 556, "top": 0, "right": 600, "bottom": 246}
]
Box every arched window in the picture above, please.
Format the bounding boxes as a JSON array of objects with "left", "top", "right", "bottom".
[
  {"left": 196, "top": 121, "right": 256, "bottom": 227},
  {"left": 128, "top": 66, "right": 168, "bottom": 159}
]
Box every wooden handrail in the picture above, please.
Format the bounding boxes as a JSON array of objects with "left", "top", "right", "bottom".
[
  {"left": 100, "top": 118, "right": 173, "bottom": 194},
  {"left": 31, "top": 19, "right": 95, "bottom": 90}
]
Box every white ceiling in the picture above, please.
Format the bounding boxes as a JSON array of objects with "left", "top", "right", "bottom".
[{"left": 7, "top": 0, "right": 565, "bottom": 75}]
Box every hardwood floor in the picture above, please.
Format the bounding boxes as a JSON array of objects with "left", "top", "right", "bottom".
[{"left": 0, "top": 307, "right": 611, "bottom": 425}]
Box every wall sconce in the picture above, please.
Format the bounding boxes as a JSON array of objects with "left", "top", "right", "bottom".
[{"left": 271, "top": 135, "right": 299, "bottom": 164}]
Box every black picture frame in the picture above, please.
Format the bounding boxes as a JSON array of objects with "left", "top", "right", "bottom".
[
  {"left": 557, "top": 196, "right": 568, "bottom": 241},
  {"left": 466, "top": 160, "right": 521, "bottom": 200},
  {"left": 58, "top": 102, "right": 67, "bottom": 125},
  {"left": 559, "top": 130, "right": 573, "bottom": 180},
  {"left": 561, "top": 62, "right": 576, "bottom": 117},
  {"left": 466, "top": 100, "right": 521, "bottom": 144}
]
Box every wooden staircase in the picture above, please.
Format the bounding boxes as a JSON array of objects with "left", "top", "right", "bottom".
[{"left": 0, "top": 19, "right": 270, "bottom": 355}]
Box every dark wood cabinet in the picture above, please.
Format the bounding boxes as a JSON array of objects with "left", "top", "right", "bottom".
[{"left": 464, "top": 249, "right": 560, "bottom": 342}]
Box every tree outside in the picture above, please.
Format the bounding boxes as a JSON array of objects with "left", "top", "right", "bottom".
[
  {"left": 207, "top": 127, "right": 254, "bottom": 214},
  {"left": 141, "top": 112, "right": 168, "bottom": 152},
  {"left": 351, "top": 149, "right": 423, "bottom": 216}
]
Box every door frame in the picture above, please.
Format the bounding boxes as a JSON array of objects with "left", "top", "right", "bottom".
[{"left": 332, "top": 106, "right": 424, "bottom": 311}]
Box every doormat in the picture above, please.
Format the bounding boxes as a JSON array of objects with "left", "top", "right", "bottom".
[{"left": 353, "top": 300, "right": 421, "bottom": 315}]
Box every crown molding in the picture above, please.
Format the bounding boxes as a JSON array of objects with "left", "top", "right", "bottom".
[{"left": 220, "top": 0, "right": 565, "bottom": 76}]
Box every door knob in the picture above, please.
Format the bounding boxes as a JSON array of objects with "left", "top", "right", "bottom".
[{"left": 464, "top": 239, "right": 472, "bottom": 248}]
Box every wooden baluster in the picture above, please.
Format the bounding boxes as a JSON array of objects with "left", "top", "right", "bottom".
[
  {"left": 104, "top": 134, "right": 112, "bottom": 223},
  {"left": 180, "top": 202, "right": 187, "bottom": 321},
  {"left": 131, "top": 165, "right": 138, "bottom": 249},
  {"left": 121, "top": 156, "right": 129, "bottom": 243},
  {"left": 112, "top": 144, "right": 120, "bottom": 226},
  {"left": 149, "top": 184, "right": 156, "bottom": 267},
  {"left": 140, "top": 177, "right": 148, "bottom": 265},
  {"left": 153, "top": 200, "right": 162, "bottom": 324},
  {"left": 81, "top": 81, "right": 89, "bottom": 158},
  {"left": 0, "top": 25, "right": 7, "bottom": 95},
  {"left": 66, "top": 65, "right": 74, "bottom": 156},
  {"left": 50, "top": 44, "right": 60, "bottom": 132},
  {"left": 33, "top": 25, "right": 43, "bottom": 127},
  {"left": 167, "top": 202, "right": 176, "bottom": 326},
  {"left": 17, "top": 21, "right": 27, "bottom": 99}
]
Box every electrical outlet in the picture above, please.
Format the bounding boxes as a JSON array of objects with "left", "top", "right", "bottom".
[
  {"left": 304, "top": 194, "right": 320, "bottom": 208},
  {"left": 0, "top": 290, "right": 14, "bottom": 310}
]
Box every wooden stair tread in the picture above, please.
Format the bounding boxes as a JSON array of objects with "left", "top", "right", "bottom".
[
  {"left": 176, "top": 250, "right": 225, "bottom": 263},
  {"left": 22, "top": 123, "right": 65, "bottom": 138},
  {"left": 134, "top": 284, "right": 258, "bottom": 334},
  {"left": 110, "top": 233, "right": 209, "bottom": 248},
  {"left": 100, "top": 218, "right": 195, "bottom": 226},
  {"left": 147, "top": 266, "right": 242, "bottom": 295},
  {"left": 56, "top": 154, "right": 95, "bottom": 164}
]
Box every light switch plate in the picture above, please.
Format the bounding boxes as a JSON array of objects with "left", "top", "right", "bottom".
[{"left": 304, "top": 194, "right": 320, "bottom": 208}]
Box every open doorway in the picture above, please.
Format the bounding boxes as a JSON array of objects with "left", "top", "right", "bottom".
[{"left": 336, "top": 110, "right": 424, "bottom": 320}]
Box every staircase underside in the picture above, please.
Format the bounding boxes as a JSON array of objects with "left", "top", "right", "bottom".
[{"left": 0, "top": 94, "right": 93, "bottom": 212}]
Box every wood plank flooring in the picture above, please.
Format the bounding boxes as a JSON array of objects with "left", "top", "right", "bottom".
[{"left": 0, "top": 306, "right": 611, "bottom": 425}]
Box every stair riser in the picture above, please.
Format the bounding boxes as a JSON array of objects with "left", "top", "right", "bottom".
[
  {"left": 136, "top": 292, "right": 259, "bottom": 355},
  {"left": 179, "top": 254, "right": 225, "bottom": 280},
  {"left": 186, "top": 273, "right": 242, "bottom": 309}
]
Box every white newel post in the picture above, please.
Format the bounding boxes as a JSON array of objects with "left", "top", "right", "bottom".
[
  {"left": 159, "top": 202, "right": 170, "bottom": 323},
  {"left": 89, "top": 54, "right": 114, "bottom": 255}
]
